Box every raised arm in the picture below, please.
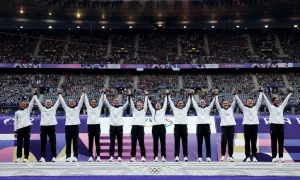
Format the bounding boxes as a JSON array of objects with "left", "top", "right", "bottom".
[
  {"left": 33, "top": 95, "right": 44, "bottom": 110},
  {"left": 77, "top": 92, "right": 85, "bottom": 109},
  {"left": 215, "top": 96, "right": 222, "bottom": 111},
  {"left": 27, "top": 96, "right": 35, "bottom": 113},
  {"left": 230, "top": 88, "right": 237, "bottom": 110},
  {"left": 184, "top": 94, "right": 192, "bottom": 111},
  {"left": 262, "top": 93, "right": 272, "bottom": 110},
  {"left": 98, "top": 93, "right": 104, "bottom": 110},
  {"left": 84, "top": 93, "right": 91, "bottom": 109},
  {"left": 144, "top": 94, "right": 148, "bottom": 111},
  {"left": 58, "top": 94, "right": 68, "bottom": 110},
  {"left": 122, "top": 96, "right": 129, "bottom": 111},
  {"left": 52, "top": 98, "right": 60, "bottom": 110},
  {"left": 191, "top": 96, "right": 200, "bottom": 111},
  {"left": 281, "top": 87, "right": 293, "bottom": 109},
  {"left": 255, "top": 92, "right": 263, "bottom": 109},
  {"left": 230, "top": 97, "right": 237, "bottom": 110},
  {"left": 234, "top": 94, "right": 245, "bottom": 111},
  {"left": 208, "top": 97, "right": 216, "bottom": 111},
  {"left": 162, "top": 94, "right": 168, "bottom": 112},
  {"left": 128, "top": 89, "right": 135, "bottom": 110},
  {"left": 147, "top": 99, "right": 155, "bottom": 114},
  {"left": 167, "top": 90, "right": 176, "bottom": 111}
]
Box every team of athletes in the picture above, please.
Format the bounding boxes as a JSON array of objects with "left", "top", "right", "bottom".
[{"left": 13, "top": 86, "right": 293, "bottom": 163}]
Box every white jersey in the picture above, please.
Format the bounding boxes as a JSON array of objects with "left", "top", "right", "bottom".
[
  {"left": 263, "top": 93, "right": 292, "bottom": 124},
  {"left": 103, "top": 94, "right": 129, "bottom": 126},
  {"left": 59, "top": 93, "right": 84, "bottom": 125},
  {"left": 14, "top": 97, "right": 34, "bottom": 131},
  {"left": 34, "top": 95, "right": 59, "bottom": 126},
  {"left": 235, "top": 93, "right": 263, "bottom": 125},
  {"left": 85, "top": 93, "right": 104, "bottom": 124},
  {"left": 215, "top": 96, "right": 237, "bottom": 126}
]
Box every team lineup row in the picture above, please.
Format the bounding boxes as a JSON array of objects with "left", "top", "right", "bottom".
[{"left": 13, "top": 86, "right": 294, "bottom": 163}]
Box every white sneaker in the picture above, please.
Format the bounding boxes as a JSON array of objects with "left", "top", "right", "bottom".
[
  {"left": 52, "top": 157, "right": 56, "bottom": 162},
  {"left": 130, "top": 157, "right": 136, "bottom": 162},
  {"left": 161, "top": 156, "right": 166, "bottom": 162},
  {"left": 66, "top": 157, "right": 70, "bottom": 162},
  {"left": 88, "top": 157, "right": 93, "bottom": 162},
  {"left": 246, "top": 157, "right": 251, "bottom": 162},
  {"left": 220, "top": 156, "right": 225, "bottom": 161},
  {"left": 197, "top": 157, "right": 202, "bottom": 162},
  {"left": 23, "top": 158, "right": 28, "bottom": 163},
  {"left": 184, "top": 157, "right": 188, "bottom": 162},
  {"left": 15, "top": 158, "right": 21, "bottom": 163},
  {"left": 118, "top": 157, "right": 122, "bottom": 162},
  {"left": 279, "top": 157, "right": 285, "bottom": 163},
  {"left": 96, "top": 156, "right": 101, "bottom": 162},
  {"left": 154, "top": 157, "right": 158, "bottom": 162},
  {"left": 39, "top": 157, "right": 45, "bottom": 162},
  {"left": 229, "top": 157, "right": 234, "bottom": 162},
  {"left": 72, "top": 157, "right": 78, "bottom": 162},
  {"left": 141, "top": 156, "right": 146, "bottom": 162},
  {"left": 253, "top": 157, "right": 258, "bottom": 162},
  {"left": 272, "top": 158, "right": 278, "bottom": 163},
  {"left": 206, "top": 157, "right": 211, "bottom": 162},
  {"left": 175, "top": 156, "right": 179, "bottom": 162},
  {"left": 108, "top": 156, "right": 114, "bottom": 162}
]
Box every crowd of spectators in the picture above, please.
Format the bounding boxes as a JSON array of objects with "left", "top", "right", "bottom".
[
  {"left": 1, "top": 29, "right": 300, "bottom": 64},
  {"left": 0, "top": 72, "right": 299, "bottom": 115},
  {"left": 0, "top": 74, "right": 32, "bottom": 106},
  {"left": 0, "top": 31, "right": 39, "bottom": 63},
  {"left": 208, "top": 31, "right": 251, "bottom": 63}
]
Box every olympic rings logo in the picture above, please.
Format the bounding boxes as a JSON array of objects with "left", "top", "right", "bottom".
[{"left": 149, "top": 167, "right": 161, "bottom": 174}]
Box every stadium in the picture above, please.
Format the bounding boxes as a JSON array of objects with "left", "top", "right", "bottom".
[{"left": 1, "top": 0, "right": 300, "bottom": 179}]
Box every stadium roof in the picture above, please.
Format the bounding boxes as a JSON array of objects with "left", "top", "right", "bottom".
[{"left": 0, "top": 0, "right": 299, "bottom": 29}]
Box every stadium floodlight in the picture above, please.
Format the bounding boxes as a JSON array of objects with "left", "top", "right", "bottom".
[
  {"left": 102, "top": 26, "right": 105, "bottom": 29},
  {"left": 77, "top": 26, "right": 80, "bottom": 29},
  {"left": 212, "top": 26, "right": 215, "bottom": 28},
  {"left": 48, "top": 26, "right": 52, "bottom": 29},
  {"left": 294, "top": 25, "right": 298, "bottom": 28},
  {"left": 49, "top": 12, "right": 52, "bottom": 16},
  {"left": 20, "top": 9, "right": 24, "bottom": 14},
  {"left": 184, "top": 26, "right": 187, "bottom": 28},
  {"left": 158, "top": 24, "right": 162, "bottom": 27},
  {"left": 129, "top": 26, "right": 132, "bottom": 28},
  {"left": 236, "top": 25, "right": 240, "bottom": 28},
  {"left": 265, "top": 25, "right": 269, "bottom": 28},
  {"left": 77, "top": 13, "right": 81, "bottom": 18},
  {"left": 20, "top": 26, "right": 23, "bottom": 29}
]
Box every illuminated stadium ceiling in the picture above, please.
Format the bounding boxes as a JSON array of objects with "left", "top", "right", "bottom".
[{"left": 0, "top": 0, "right": 300, "bottom": 29}]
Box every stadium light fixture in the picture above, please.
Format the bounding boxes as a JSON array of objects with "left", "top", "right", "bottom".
[
  {"left": 20, "top": 9, "right": 24, "bottom": 14},
  {"left": 20, "top": 26, "right": 23, "bottom": 29},
  {"left": 48, "top": 26, "right": 52, "bottom": 29},
  {"left": 265, "top": 25, "right": 269, "bottom": 28},
  {"left": 102, "top": 26, "right": 105, "bottom": 29},
  {"left": 158, "top": 24, "right": 162, "bottom": 27},
  {"left": 212, "top": 26, "right": 215, "bottom": 28},
  {"left": 77, "top": 26, "right": 80, "bottom": 29},
  {"left": 294, "top": 25, "right": 298, "bottom": 28},
  {"left": 129, "top": 26, "right": 132, "bottom": 29},
  {"left": 49, "top": 12, "right": 52, "bottom": 16},
  {"left": 184, "top": 26, "right": 187, "bottom": 28},
  {"left": 77, "top": 13, "right": 81, "bottom": 18},
  {"left": 236, "top": 25, "right": 240, "bottom": 28}
]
